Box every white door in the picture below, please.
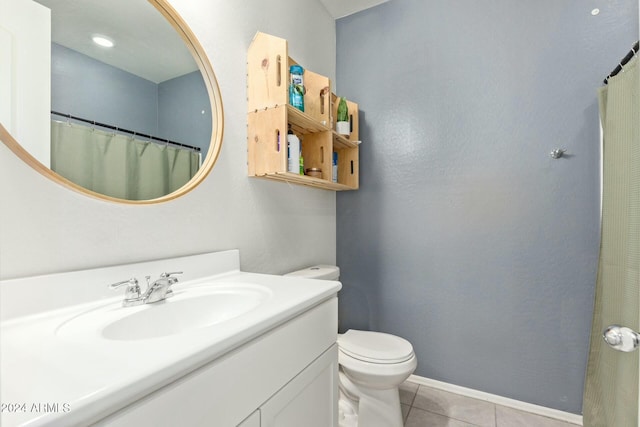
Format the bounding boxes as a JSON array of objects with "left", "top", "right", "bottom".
[{"left": 0, "top": 0, "right": 51, "bottom": 167}]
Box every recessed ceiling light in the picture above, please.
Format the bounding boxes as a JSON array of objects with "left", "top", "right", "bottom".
[{"left": 92, "top": 35, "right": 114, "bottom": 48}]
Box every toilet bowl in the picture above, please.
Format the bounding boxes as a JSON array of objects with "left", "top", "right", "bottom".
[{"left": 285, "top": 266, "right": 417, "bottom": 427}]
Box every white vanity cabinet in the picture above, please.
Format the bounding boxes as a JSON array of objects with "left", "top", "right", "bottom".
[
  {"left": 96, "top": 298, "right": 339, "bottom": 427},
  {"left": 1, "top": 251, "right": 342, "bottom": 427}
]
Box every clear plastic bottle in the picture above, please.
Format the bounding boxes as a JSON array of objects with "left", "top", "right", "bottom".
[{"left": 287, "top": 126, "right": 300, "bottom": 174}]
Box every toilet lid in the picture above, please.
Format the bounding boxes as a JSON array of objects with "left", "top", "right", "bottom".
[{"left": 338, "top": 330, "right": 414, "bottom": 364}]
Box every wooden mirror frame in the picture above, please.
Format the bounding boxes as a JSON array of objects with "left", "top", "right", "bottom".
[{"left": 0, "top": 0, "right": 224, "bottom": 204}]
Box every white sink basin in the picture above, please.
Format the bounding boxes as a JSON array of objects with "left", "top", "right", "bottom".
[{"left": 55, "top": 283, "right": 271, "bottom": 341}]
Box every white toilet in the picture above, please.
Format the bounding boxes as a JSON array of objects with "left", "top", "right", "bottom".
[{"left": 285, "top": 265, "right": 417, "bottom": 427}]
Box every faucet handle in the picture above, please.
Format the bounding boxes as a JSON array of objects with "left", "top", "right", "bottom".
[
  {"left": 160, "top": 271, "right": 183, "bottom": 285},
  {"left": 160, "top": 271, "right": 183, "bottom": 278},
  {"left": 109, "top": 277, "right": 138, "bottom": 289},
  {"left": 109, "top": 278, "right": 141, "bottom": 301}
]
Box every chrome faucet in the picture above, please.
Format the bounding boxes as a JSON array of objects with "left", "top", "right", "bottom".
[
  {"left": 109, "top": 272, "right": 182, "bottom": 307},
  {"left": 143, "top": 272, "right": 182, "bottom": 303}
]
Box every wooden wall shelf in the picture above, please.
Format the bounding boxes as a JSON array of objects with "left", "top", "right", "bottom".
[{"left": 247, "top": 32, "right": 359, "bottom": 191}]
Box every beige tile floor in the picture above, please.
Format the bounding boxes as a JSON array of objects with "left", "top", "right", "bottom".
[{"left": 399, "top": 381, "right": 582, "bottom": 427}]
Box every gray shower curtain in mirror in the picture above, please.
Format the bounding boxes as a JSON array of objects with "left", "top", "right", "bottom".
[
  {"left": 50, "top": 121, "right": 200, "bottom": 200},
  {"left": 583, "top": 56, "right": 639, "bottom": 427}
]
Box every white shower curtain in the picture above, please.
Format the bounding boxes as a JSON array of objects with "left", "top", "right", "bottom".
[
  {"left": 583, "top": 56, "right": 639, "bottom": 426},
  {"left": 50, "top": 121, "right": 200, "bottom": 200}
]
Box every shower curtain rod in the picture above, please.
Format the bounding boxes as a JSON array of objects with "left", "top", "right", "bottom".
[
  {"left": 604, "top": 41, "right": 639, "bottom": 84},
  {"left": 50, "top": 110, "right": 201, "bottom": 152}
]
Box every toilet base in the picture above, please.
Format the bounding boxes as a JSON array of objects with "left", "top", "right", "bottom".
[
  {"left": 338, "top": 389, "right": 358, "bottom": 427},
  {"left": 338, "top": 376, "right": 404, "bottom": 427},
  {"left": 358, "top": 387, "right": 403, "bottom": 427}
]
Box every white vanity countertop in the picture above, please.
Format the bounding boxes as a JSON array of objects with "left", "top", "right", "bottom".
[{"left": 1, "top": 268, "right": 341, "bottom": 427}]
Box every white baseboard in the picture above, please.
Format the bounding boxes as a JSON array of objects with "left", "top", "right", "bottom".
[{"left": 408, "top": 375, "right": 583, "bottom": 426}]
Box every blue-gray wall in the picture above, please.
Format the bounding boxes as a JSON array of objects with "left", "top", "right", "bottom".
[
  {"left": 336, "top": 0, "right": 638, "bottom": 414},
  {"left": 51, "top": 43, "right": 209, "bottom": 155},
  {"left": 51, "top": 43, "right": 158, "bottom": 135},
  {"left": 158, "top": 72, "right": 211, "bottom": 159}
]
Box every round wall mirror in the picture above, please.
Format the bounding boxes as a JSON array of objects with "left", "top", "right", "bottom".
[{"left": 0, "top": 0, "right": 223, "bottom": 204}]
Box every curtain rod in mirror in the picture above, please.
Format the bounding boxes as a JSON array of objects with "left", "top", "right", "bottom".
[{"left": 51, "top": 111, "right": 201, "bottom": 152}]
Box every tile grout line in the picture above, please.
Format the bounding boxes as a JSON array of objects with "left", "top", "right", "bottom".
[
  {"left": 407, "top": 404, "right": 487, "bottom": 427},
  {"left": 409, "top": 385, "right": 418, "bottom": 407},
  {"left": 409, "top": 384, "right": 498, "bottom": 427},
  {"left": 403, "top": 385, "right": 419, "bottom": 425}
]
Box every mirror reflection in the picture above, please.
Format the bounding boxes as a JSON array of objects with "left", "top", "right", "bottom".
[{"left": 32, "top": 0, "right": 213, "bottom": 200}]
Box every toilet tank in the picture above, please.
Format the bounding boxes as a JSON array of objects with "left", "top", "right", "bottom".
[{"left": 284, "top": 265, "right": 340, "bottom": 280}]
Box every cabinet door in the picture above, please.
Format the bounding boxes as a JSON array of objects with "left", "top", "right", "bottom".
[
  {"left": 237, "top": 410, "right": 260, "bottom": 427},
  {"left": 260, "top": 344, "right": 338, "bottom": 427}
]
